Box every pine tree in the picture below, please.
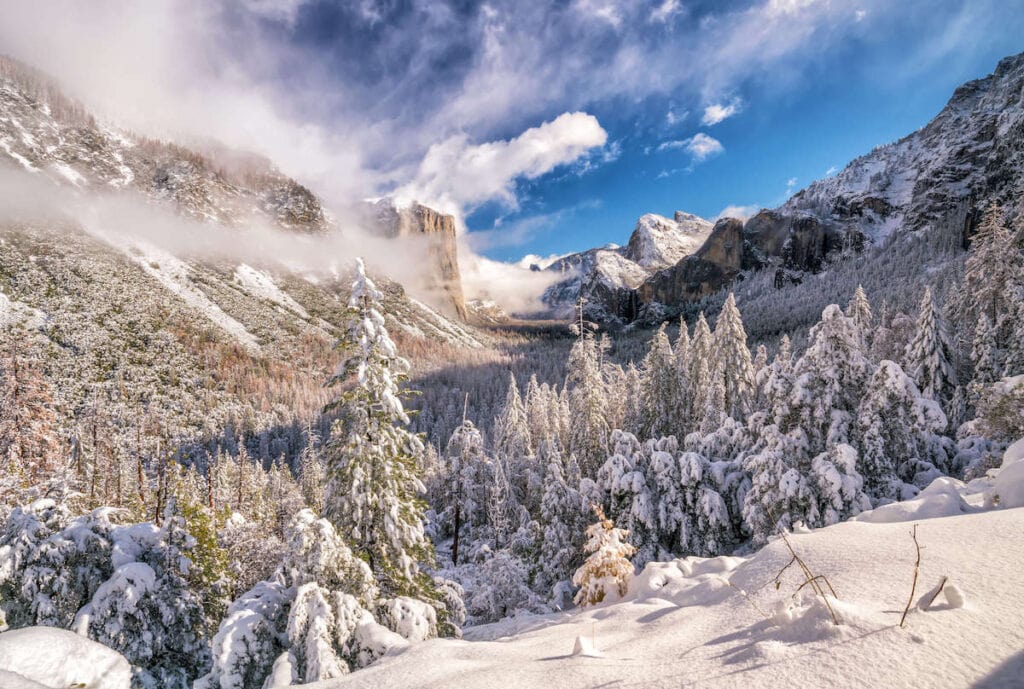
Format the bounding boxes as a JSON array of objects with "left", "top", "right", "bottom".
[
  {"left": 712, "top": 293, "right": 756, "bottom": 420},
  {"left": 572, "top": 505, "right": 636, "bottom": 607},
  {"left": 442, "top": 418, "right": 489, "bottom": 565},
  {"left": 298, "top": 423, "right": 325, "bottom": 514},
  {"left": 492, "top": 373, "right": 531, "bottom": 460},
  {"left": 538, "top": 457, "right": 586, "bottom": 599},
  {"left": 79, "top": 498, "right": 209, "bottom": 689},
  {"left": 782, "top": 305, "right": 872, "bottom": 457},
  {"left": 0, "top": 351, "right": 64, "bottom": 499},
  {"left": 846, "top": 284, "right": 873, "bottom": 348},
  {"left": 856, "top": 360, "right": 951, "bottom": 500},
  {"left": 904, "top": 286, "right": 957, "bottom": 404},
  {"left": 323, "top": 258, "right": 433, "bottom": 598},
  {"left": 596, "top": 430, "right": 655, "bottom": 564},
  {"left": 566, "top": 335, "right": 611, "bottom": 476},
  {"left": 688, "top": 312, "right": 715, "bottom": 432},
  {"left": 638, "top": 324, "right": 680, "bottom": 439},
  {"left": 971, "top": 313, "right": 999, "bottom": 385}
]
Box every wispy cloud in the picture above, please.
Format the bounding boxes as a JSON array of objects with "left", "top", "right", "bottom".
[
  {"left": 658, "top": 133, "right": 724, "bottom": 162},
  {"left": 716, "top": 204, "right": 761, "bottom": 220},
  {"left": 701, "top": 99, "right": 742, "bottom": 126}
]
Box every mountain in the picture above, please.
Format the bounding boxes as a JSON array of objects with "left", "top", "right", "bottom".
[
  {"left": 366, "top": 199, "right": 468, "bottom": 320},
  {"left": 558, "top": 51, "right": 1024, "bottom": 324},
  {"left": 539, "top": 211, "right": 713, "bottom": 320},
  {"left": 0, "top": 55, "right": 487, "bottom": 465}
]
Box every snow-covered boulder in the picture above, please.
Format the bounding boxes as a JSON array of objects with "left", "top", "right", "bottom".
[
  {"left": 0, "top": 627, "right": 131, "bottom": 689},
  {"left": 856, "top": 476, "right": 974, "bottom": 523}
]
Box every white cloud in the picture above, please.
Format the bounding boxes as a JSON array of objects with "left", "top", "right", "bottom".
[
  {"left": 650, "top": 0, "right": 682, "bottom": 23},
  {"left": 716, "top": 204, "right": 760, "bottom": 220},
  {"left": 392, "top": 112, "right": 607, "bottom": 216},
  {"left": 572, "top": 0, "right": 623, "bottom": 28},
  {"left": 459, "top": 251, "right": 565, "bottom": 314},
  {"left": 701, "top": 99, "right": 742, "bottom": 126},
  {"left": 825, "top": 165, "right": 838, "bottom": 176},
  {"left": 666, "top": 108, "right": 688, "bottom": 126},
  {"left": 658, "top": 133, "right": 724, "bottom": 162}
]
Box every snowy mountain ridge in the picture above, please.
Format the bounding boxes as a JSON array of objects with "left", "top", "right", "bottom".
[
  {"left": 540, "top": 210, "right": 713, "bottom": 318},
  {"left": 545, "top": 51, "right": 1024, "bottom": 324}
]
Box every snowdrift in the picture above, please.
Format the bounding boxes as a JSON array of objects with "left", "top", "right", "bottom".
[
  {"left": 308, "top": 454, "right": 1024, "bottom": 689},
  {"left": 0, "top": 626, "right": 132, "bottom": 689}
]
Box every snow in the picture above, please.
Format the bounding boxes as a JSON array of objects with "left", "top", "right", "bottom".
[
  {"left": 304, "top": 500, "right": 1024, "bottom": 689},
  {"left": 82, "top": 233, "right": 261, "bottom": 351},
  {"left": 233, "top": 263, "right": 311, "bottom": 318},
  {"left": 0, "top": 626, "right": 132, "bottom": 689},
  {"left": 49, "top": 161, "right": 85, "bottom": 186},
  {"left": 988, "top": 438, "right": 1024, "bottom": 509},
  {"left": 855, "top": 477, "right": 975, "bottom": 523}
]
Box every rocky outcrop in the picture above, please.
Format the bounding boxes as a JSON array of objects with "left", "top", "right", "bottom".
[
  {"left": 371, "top": 201, "right": 467, "bottom": 320},
  {"left": 632, "top": 218, "right": 744, "bottom": 314},
  {"left": 541, "top": 211, "right": 712, "bottom": 321}
]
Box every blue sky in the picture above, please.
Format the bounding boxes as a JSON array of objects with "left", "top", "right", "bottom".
[{"left": 3, "top": 0, "right": 1023, "bottom": 268}]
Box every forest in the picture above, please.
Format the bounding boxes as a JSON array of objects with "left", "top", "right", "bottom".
[{"left": 1, "top": 198, "right": 1022, "bottom": 688}]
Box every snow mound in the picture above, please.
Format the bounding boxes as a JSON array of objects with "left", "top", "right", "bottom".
[
  {"left": 571, "top": 634, "right": 602, "bottom": 657},
  {"left": 987, "top": 438, "right": 1024, "bottom": 508},
  {"left": 856, "top": 477, "right": 974, "bottom": 522},
  {"left": 0, "top": 627, "right": 132, "bottom": 689}
]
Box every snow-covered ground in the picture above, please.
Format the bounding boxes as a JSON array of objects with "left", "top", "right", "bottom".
[
  {"left": 0, "top": 627, "right": 132, "bottom": 689},
  {"left": 310, "top": 471, "right": 1024, "bottom": 689}
]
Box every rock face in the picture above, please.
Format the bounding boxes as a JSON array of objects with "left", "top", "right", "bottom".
[
  {"left": 781, "top": 51, "right": 1024, "bottom": 240},
  {"left": 541, "top": 211, "right": 713, "bottom": 321},
  {"left": 633, "top": 218, "right": 744, "bottom": 314},
  {"left": 371, "top": 200, "right": 467, "bottom": 320}
]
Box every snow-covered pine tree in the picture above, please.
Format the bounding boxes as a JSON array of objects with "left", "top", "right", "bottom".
[
  {"left": 596, "top": 430, "right": 655, "bottom": 564},
  {"left": 782, "top": 305, "right": 872, "bottom": 457},
  {"left": 322, "top": 258, "right": 434, "bottom": 599},
  {"left": 537, "top": 456, "right": 586, "bottom": 602},
  {"left": 638, "top": 324, "right": 681, "bottom": 439},
  {"left": 809, "top": 443, "right": 871, "bottom": 525},
  {"left": 674, "top": 317, "right": 693, "bottom": 427},
  {"left": 712, "top": 293, "right": 755, "bottom": 420},
  {"left": 524, "top": 375, "right": 554, "bottom": 450},
  {"left": 741, "top": 425, "right": 817, "bottom": 543},
  {"left": 572, "top": 505, "right": 636, "bottom": 607},
  {"left": 0, "top": 351, "right": 64, "bottom": 501},
  {"left": 971, "top": 313, "right": 1000, "bottom": 386},
  {"left": 442, "top": 418, "right": 489, "bottom": 565},
  {"left": 77, "top": 498, "right": 208, "bottom": 689},
  {"left": 688, "top": 312, "right": 715, "bottom": 432},
  {"left": 492, "top": 372, "right": 532, "bottom": 460},
  {"left": 298, "top": 423, "right": 325, "bottom": 514},
  {"left": 566, "top": 334, "right": 611, "bottom": 476},
  {"left": 855, "top": 360, "right": 951, "bottom": 500},
  {"left": 846, "top": 284, "right": 873, "bottom": 349},
  {"left": 904, "top": 286, "right": 957, "bottom": 405}
]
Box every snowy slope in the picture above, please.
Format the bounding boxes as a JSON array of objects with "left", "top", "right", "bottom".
[{"left": 309, "top": 478, "right": 1024, "bottom": 689}]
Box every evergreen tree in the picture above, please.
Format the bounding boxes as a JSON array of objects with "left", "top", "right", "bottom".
[
  {"left": 688, "top": 312, "right": 715, "bottom": 432},
  {"left": 712, "top": 293, "right": 756, "bottom": 420},
  {"left": 442, "top": 418, "right": 489, "bottom": 565},
  {"left": 572, "top": 505, "right": 636, "bottom": 607},
  {"left": 537, "top": 457, "right": 586, "bottom": 599},
  {"left": 782, "top": 305, "right": 872, "bottom": 457},
  {"left": 322, "top": 258, "right": 433, "bottom": 598},
  {"left": 971, "top": 313, "right": 999, "bottom": 385},
  {"left": 904, "top": 286, "right": 957, "bottom": 404},
  {"left": 596, "top": 430, "right": 655, "bottom": 564},
  {"left": 298, "top": 423, "right": 326, "bottom": 515},
  {"left": 845, "top": 284, "right": 873, "bottom": 348},
  {"left": 566, "top": 335, "right": 611, "bottom": 476},
  {"left": 638, "top": 324, "right": 680, "bottom": 439},
  {"left": 856, "top": 361, "right": 951, "bottom": 500}
]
